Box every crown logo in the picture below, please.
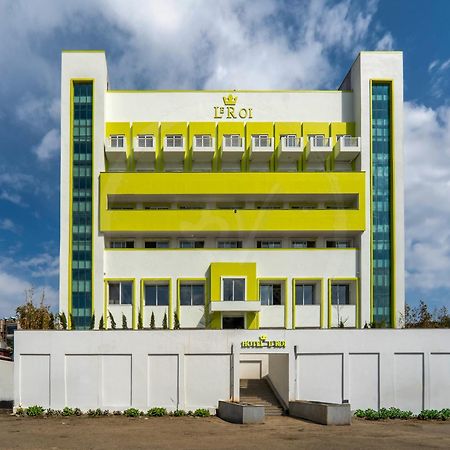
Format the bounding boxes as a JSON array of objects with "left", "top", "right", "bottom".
[{"left": 223, "top": 94, "right": 238, "bottom": 106}]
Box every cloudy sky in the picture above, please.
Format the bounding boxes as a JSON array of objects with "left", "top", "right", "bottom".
[{"left": 0, "top": 0, "right": 449, "bottom": 317}]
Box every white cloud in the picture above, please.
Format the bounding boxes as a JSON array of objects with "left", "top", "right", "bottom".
[
  {"left": 405, "top": 102, "right": 450, "bottom": 290},
  {"left": 0, "top": 218, "right": 16, "bottom": 232},
  {"left": 375, "top": 32, "right": 394, "bottom": 50},
  {"left": 33, "top": 128, "right": 60, "bottom": 160}
]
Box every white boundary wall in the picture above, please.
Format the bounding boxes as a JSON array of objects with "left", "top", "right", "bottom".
[
  {"left": 15, "top": 330, "right": 450, "bottom": 413},
  {"left": 0, "top": 359, "right": 13, "bottom": 403}
]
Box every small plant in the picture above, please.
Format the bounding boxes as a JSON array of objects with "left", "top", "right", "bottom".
[
  {"left": 193, "top": 408, "right": 210, "bottom": 417},
  {"left": 109, "top": 310, "right": 116, "bottom": 330},
  {"left": 87, "top": 408, "right": 105, "bottom": 417},
  {"left": 122, "top": 314, "right": 128, "bottom": 330},
  {"left": 172, "top": 409, "right": 186, "bottom": 417},
  {"left": 147, "top": 407, "right": 167, "bottom": 417},
  {"left": 62, "top": 406, "right": 75, "bottom": 416},
  {"left": 418, "top": 409, "right": 441, "bottom": 420},
  {"left": 15, "top": 407, "right": 25, "bottom": 416},
  {"left": 70, "top": 313, "right": 76, "bottom": 330},
  {"left": 162, "top": 312, "right": 168, "bottom": 329},
  {"left": 138, "top": 310, "right": 143, "bottom": 329},
  {"left": 113, "top": 410, "right": 123, "bottom": 416},
  {"left": 150, "top": 311, "right": 155, "bottom": 329},
  {"left": 74, "top": 407, "right": 82, "bottom": 416},
  {"left": 441, "top": 408, "right": 450, "bottom": 420},
  {"left": 123, "top": 408, "right": 141, "bottom": 417},
  {"left": 26, "top": 405, "right": 45, "bottom": 416},
  {"left": 46, "top": 408, "right": 61, "bottom": 416},
  {"left": 89, "top": 314, "right": 95, "bottom": 330},
  {"left": 99, "top": 315, "right": 104, "bottom": 330},
  {"left": 174, "top": 312, "right": 180, "bottom": 330},
  {"left": 59, "top": 312, "right": 68, "bottom": 330}
]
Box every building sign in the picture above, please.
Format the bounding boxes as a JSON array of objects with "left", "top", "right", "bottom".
[
  {"left": 241, "top": 335, "right": 286, "bottom": 349},
  {"left": 214, "top": 94, "right": 254, "bottom": 120}
]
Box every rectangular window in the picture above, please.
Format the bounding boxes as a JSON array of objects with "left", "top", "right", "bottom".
[
  {"left": 217, "top": 240, "right": 243, "bottom": 248},
  {"left": 308, "top": 134, "right": 326, "bottom": 146},
  {"left": 295, "top": 283, "right": 315, "bottom": 305},
  {"left": 282, "top": 134, "right": 297, "bottom": 147},
  {"left": 252, "top": 134, "right": 270, "bottom": 147},
  {"left": 145, "top": 241, "right": 170, "bottom": 248},
  {"left": 180, "top": 283, "right": 205, "bottom": 306},
  {"left": 331, "top": 284, "right": 350, "bottom": 305},
  {"left": 179, "top": 240, "right": 204, "bottom": 248},
  {"left": 144, "top": 204, "right": 170, "bottom": 210},
  {"left": 260, "top": 283, "right": 282, "bottom": 306},
  {"left": 108, "top": 281, "right": 132, "bottom": 305},
  {"left": 222, "top": 278, "right": 245, "bottom": 301},
  {"left": 145, "top": 283, "right": 169, "bottom": 306},
  {"left": 195, "top": 135, "right": 212, "bottom": 147},
  {"left": 178, "top": 204, "right": 205, "bottom": 210},
  {"left": 326, "top": 240, "right": 352, "bottom": 248},
  {"left": 137, "top": 134, "right": 154, "bottom": 148},
  {"left": 110, "top": 135, "right": 125, "bottom": 148},
  {"left": 292, "top": 240, "right": 316, "bottom": 248},
  {"left": 166, "top": 134, "right": 183, "bottom": 147},
  {"left": 110, "top": 241, "right": 134, "bottom": 249},
  {"left": 256, "top": 204, "right": 282, "bottom": 210},
  {"left": 257, "top": 240, "right": 282, "bottom": 249},
  {"left": 224, "top": 134, "right": 241, "bottom": 147}
]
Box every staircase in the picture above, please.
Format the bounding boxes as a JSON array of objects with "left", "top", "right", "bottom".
[{"left": 240, "top": 378, "right": 285, "bottom": 416}]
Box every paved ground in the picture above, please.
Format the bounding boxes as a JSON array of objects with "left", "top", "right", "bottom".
[{"left": 1, "top": 415, "right": 450, "bottom": 449}]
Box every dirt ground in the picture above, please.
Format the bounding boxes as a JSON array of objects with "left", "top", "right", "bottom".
[{"left": 1, "top": 415, "right": 450, "bottom": 449}]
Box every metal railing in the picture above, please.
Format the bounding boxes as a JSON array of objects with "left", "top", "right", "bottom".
[
  {"left": 309, "top": 136, "right": 331, "bottom": 147},
  {"left": 223, "top": 136, "right": 243, "bottom": 147},
  {"left": 339, "top": 136, "right": 360, "bottom": 147}
]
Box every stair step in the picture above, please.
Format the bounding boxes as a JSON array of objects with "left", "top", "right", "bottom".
[{"left": 239, "top": 378, "right": 285, "bottom": 415}]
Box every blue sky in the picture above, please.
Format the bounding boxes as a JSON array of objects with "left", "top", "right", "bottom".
[{"left": 0, "top": 0, "right": 449, "bottom": 317}]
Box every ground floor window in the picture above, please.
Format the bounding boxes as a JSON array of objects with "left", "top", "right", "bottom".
[
  {"left": 295, "top": 283, "right": 315, "bottom": 305},
  {"left": 180, "top": 283, "right": 205, "bottom": 305},
  {"left": 259, "top": 283, "right": 282, "bottom": 305},
  {"left": 222, "top": 278, "right": 245, "bottom": 301},
  {"left": 108, "top": 281, "right": 132, "bottom": 305},
  {"left": 145, "top": 283, "right": 169, "bottom": 306},
  {"left": 331, "top": 284, "right": 350, "bottom": 305},
  {"left": 223, "top": 316, "right": 245, "bottom": 329}
]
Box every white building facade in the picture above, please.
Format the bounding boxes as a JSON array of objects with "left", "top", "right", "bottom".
[{"left": 59, "top": 50, "right": 404, "bottom": 331}]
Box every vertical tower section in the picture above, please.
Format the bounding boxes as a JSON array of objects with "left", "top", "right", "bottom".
[
  {"left": 60, "top": 52, "right": 108, "bottom": 329},
  {"left": 371, "top": 82, "right": 393, "bottom": 325}
]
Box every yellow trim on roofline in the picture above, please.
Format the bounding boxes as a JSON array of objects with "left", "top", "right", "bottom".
[{"left": 107, "top": 89, "right": 353, "bottom": 93}]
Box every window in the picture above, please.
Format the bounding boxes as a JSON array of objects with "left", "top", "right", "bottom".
[
  {"left": 218, "top": 240, "right": 243, "bottom": 248},
  {"left": 295, "top": 283, "right": 315, "bottom": 305},
  {"left": 166, "top": 134, "right": 183, "bottom": 148},
  {"left": 331, "top": 284, "right": 350, "bottom": 305},
  {"left": 282, "top": 134, "right": 297, "bottom": 147},
  {"left": 178, "top": 204, "right": 205, "bottom": 210},
  {"left": 252, "top": 134, "right": 270, "bottom": 147},
  {"left": 326, "top": 240, "right": 352, "bottom": 248},
  {"left": 110, "top": 241, "right": 134, "bottom": 249},
  {"left": 260, "top": 283, "right": 282, "bottom": 306},
  {"left": 145, "top": 241, "right": 170, "bottom": 248},
  {"left": 291, "top": 204, "right": 316, "bottom": 210},
  {"left": 108, "top": 281, "right": 132, "bottom": 305},
  {"left": 222, "top": 278, "right": 245, "bottom": 301},
  {"left": 110, "top": 135, "right": 125, "bottom": 148},
  {"left": 195, "top": 135, "right": 212, "bottom": 147},
  {"left": 256, "top": 204, "right": 282, "bottom": 210},
  {"left": 257, "top": 240, "right": 282, "bottom": 249},
  {"left": 144, "top": 204, "right": 170, "bottom": 210},
  {"left": 224, "top": 134, "right": 241, "bottom": 147},
  {"left": 179, "top": 240, "right": 204, "bottom": 248},
  {"left": 308, "top": 134, "right": 326, "bottom": 146},
  {"left": 145, "top": 283, "right": 169, "bottom": 306},
  {"left": 223, "top": 316, "right": 245, "bottom": 329},
  {"left": 292, "top": 240, "right": 316, "bottom": 248},
  {"left": 180, "top": 283, "right": 205, "bottom": 306},
  {"left": 137, "top": 134, "right": 154, "bottom": 148}
]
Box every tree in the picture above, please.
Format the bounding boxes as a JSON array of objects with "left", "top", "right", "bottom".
[
  {"left": 99, "top": 315, "right": 104, "bottom": 330},
  {"left": 174, "top": 311, "right": 180, "bottom": 330},
  {"left": 59, "top": 312, "right": 68, "bottom": 330},
  {"left": 150, "top": 311, "right": 155, "bottom": 329},
  {"left": 89, "top": 314, "right": 96, "bottom": 330},
  {"left": 404, "top": 300, "right": 450, "bottom": 328},
  {"left": 109, "top": 311, "right": 116, "bottom": 330},
  {"left": 16, "top": 288, "right": 54, "bottom": 330},
  {"left": 70, "top": 313, "right": 76, "bottom": 330},
  {"left": 162, "top": 312, "right": 168, "bottom": 329},
  {"left": 138, "top": 310, "right": 143, "bottom": 329},
  {"left": 122, "top": 314, "right": 128, "bottom": 330}
]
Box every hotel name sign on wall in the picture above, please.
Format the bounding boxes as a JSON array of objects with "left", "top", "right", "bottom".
[
  {"left": 241, "top": 335, "right": 286, "bottom": 349},
  {"left": 214, "top": 94, "right": 254, "bottom": 120}
]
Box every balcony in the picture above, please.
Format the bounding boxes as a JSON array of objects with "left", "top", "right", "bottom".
[
  {"left": 209, "top": 300, "right": 261, "bottom": 313},
  {"left": 192, "top": 136, "right": 215, "bottom": 163},
  {"left": 133, "top": 136, "right": 156, "bottom": 163},
  {"left": 305, "top": 136, "right": 332, "bottom": 162},
  {"left": 278, "top": 137, "right": 303, "bottom": 170},
  {"left": 249, "top": 136, "right": 274, "bottom": 165},
  {"left": 105, "top": 136, "right": 127, "bottom": 163},
  {"left": 222, "top": 136, "right": 245, "bottom": 165},
  {"left": 163, "top": 135, "right": 185, "bottom": 168},
  {"left": 334, "top": 137, "right": 361, "bottom": 162}
]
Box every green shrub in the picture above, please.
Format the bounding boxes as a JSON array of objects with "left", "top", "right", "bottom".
[
  {"left": 418, "top": 410, "right": 441, "bottom": 420},
  {"left": 123, "top": 408, "right": 141, "bottom": 417},
  {"left": 440, "top": 408, "right": 450, "bottom": 420},
  {"left": 26, "top": 405, "right": 45, "bottom": 417},
  {"left": 46, "top": 408, "right": 61, "bottom": 416},
  {"left": 147, "top": 407, "right": 167, "bottom": 417},
  {"left": 62, "top": 407, "right": 75, "bottom": 416},
  {"left": 113, "top": 410, "right": 123, "bottom": 416},
  {"left": 87, "top": 408, "right": 108, "bottom": 417},
  {"left": 193, "top": 408, "right": 210, "bottom": 417},
  {"left": 172, "top": 409, "right": 186, "bottom": 417},
  {"left": 15, "top": 407, "right": 25, "bottom": 416}
]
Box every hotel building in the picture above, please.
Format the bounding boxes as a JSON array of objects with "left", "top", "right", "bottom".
[{"left": 59, "top": 50, "right": 404, "bottom": 331}]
